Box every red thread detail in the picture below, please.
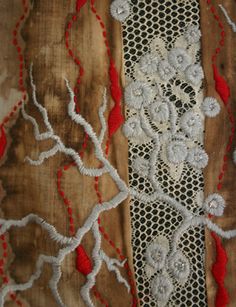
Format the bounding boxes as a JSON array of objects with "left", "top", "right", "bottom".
[
  {"left": 213, "top": 64, "right": 230, "bottom": 105},
  {"left": 0, "top": 127, "right": 7, "bottom": 159},
  {"left": 89, "top": 0, "right": 124, "bottom": 137},
  {"left": 108, "top": 61, "right": 124, "bottom": 137},
  {"left": 76, "top": 245, "right": 93, "bottom": 276},
  {"left": 205, "top": 1, "right": 236, "bottom": 305},
  {"left": 90, "top": 1, "right": 137, "bottom": 305},
  {"left": 76, "top": 0, "right": 87, "bottom": 12},
  {"left": 211, "top": 232, "right": 229, "bottom": 307}
]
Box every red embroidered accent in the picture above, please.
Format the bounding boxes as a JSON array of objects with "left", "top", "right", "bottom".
[
  {"left": 64, "top": 3, "right": 109, "bottom": 304},
  {"left": 76, "top": 0, "right": 87, "bottom": 12},
  {"left": 213, "top": 64, "right": 230, "bottom": 106},
  {"left": 90, "top": 0, "right": 124, "bottom": 137},
  {"left": 108, "top": 61, "right": 124, "bottom": 137},
  {"left": 92, "top": 286, "right": 109, "bottom": 307},
  {"left": 0, "top": 127, "right": 7, "bottom": 159},
  {"left": 0, "top": 1, "right": 28, "bottom": 306},
  {"left": 90, "top": 2, "right": 137, "bottom": 305},
  {"left": 76, "top": 245, "right": 93, "bottom": 276},
  {"left": 211, "top": 232, "right": 229, "bottom": 307},
  {"left": 205, "top": 1, "right": 235, "bottom": 306}
]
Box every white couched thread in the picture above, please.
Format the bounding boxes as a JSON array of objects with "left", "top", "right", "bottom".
[
  {"left": 100, "top": 251, "right": 130, "bottom": 292},
  {"left": 0, "top": 71, "right": 132, "bottom": 307},
  {"left": 98, "top": 88, "right": 108, "bottom": 144},
  {"left": 219, "top": 4, "right": 236, "bottom": 33}
]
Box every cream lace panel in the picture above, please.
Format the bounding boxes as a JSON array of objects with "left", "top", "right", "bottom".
[{"left": 120, "top": 0, "right": 207, "bottom": 306}]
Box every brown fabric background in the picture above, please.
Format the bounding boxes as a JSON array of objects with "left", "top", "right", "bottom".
[
  {"left": 200, "top": 1, "right": 236, "bottom": 306},
  {"left": 1, "top": 0, "right": 236, "bottom": 306}
]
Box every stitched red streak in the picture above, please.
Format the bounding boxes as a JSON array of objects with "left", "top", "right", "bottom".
[
  {"left": 90, "top": 0, "right": 124, "bottom": 137},
  {"left": 90, "top": 2, "right": 138, "bottom": 305},
  {"left": 0, "top": 1, "right": 28, "bottom": 306},
  {"left": 204, "top": 1, "right": 235, "bottom": 306},
  {"left": 211, "top": 232, "right": 229, "bottom": 307}
]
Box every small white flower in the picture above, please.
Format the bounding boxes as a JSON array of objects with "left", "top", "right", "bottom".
[
  {"left": 151, "top": 274, "right": 174, "bottom": 302},
  {"left": 202, "top": 97, "right": 221, "bottom": 117},
  {"left": 158, "top": 60, "right": 176, "bottom": 81},
  {"left": 124, "top": 81, "right": 154, "bottom": 110},
  {"left": 184, "top": 25, "right": 201, "bottom": 44},
  {"left": 180, "top": 111, "right": 202, "bottom": 138},
  {"left": 149, "top": 99, "right": 170, "bottom": 123},
  {"left": 203, "top": 193, "right": 226, "bottom": 216},
  {"left": 133, "top": 156, "right": 150, "bottom": 177},
  {"left": 187, "top": 147, "right": 209, "bottom": 169},
  {"left": 122, "top": 116, "right": 143, "bottom": 139},
  {"left": 145, "top": 242, "right": 168, "bottom": 270},
  {"left": 185, "top": 64, "right": 204, "bottom": 86},
  {"left": 166, "top": 140, "right": 188, "bottom": 164},
  {"left": 110, "top": 0, "right": 130, "bottom": 22},
  {"left": 139, "top": 53, "right": 160, "bottom": 75},
  {"left": 168, "top": 251, "right": 190, "bottom": 284},
  {"left": 168, "top": 48, "right": 191, "bottom": 71}
]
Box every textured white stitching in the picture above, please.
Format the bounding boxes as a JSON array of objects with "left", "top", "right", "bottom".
[{"left": 219, "top": 4, "right": 236, "bottom": 32}]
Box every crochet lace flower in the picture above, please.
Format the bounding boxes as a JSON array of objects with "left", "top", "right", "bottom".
[
  {"left": 202, "top": 97, "right": 221, "bottom": 117},
  {"left": 139, "top": 53, "right": 160, "bottom": 75},
  {"left": 124, "top": 81, "right": 155, "bottom": 109},
  {"left": 110, "top": 0, "right": 130, "bottom": 22},
  {"left": 168, "top": 48, "right": 191, "bottom": 72}
]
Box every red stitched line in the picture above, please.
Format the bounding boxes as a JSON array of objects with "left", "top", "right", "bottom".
[
  {"left": 63, "top": 3, "right": 109, "bottom": 305},
  {"left": 89, "top": 2, "right": 137, "bottom": 305},
  {"left": 205, "top": 1, "right": 234, "bottom": 306},
  {"left": 206, "top": 1, "right": 236, "bottom": 192},
  {"left": 0, "top": 1, "right": 29, "bottom": 306}
]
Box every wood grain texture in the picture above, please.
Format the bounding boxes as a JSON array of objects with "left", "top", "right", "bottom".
[
  {"left": 0, "top": 1, "right": 136, "bottom": 306},
  {"left": 200, "top": 1, "right": 236, "bottom": 306}
]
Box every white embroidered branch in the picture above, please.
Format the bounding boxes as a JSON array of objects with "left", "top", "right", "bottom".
[
  {"left": 0, "top": 67, "right": 130, "bottom": 307},
  {"left": 219, "top": 4, "right": 236, "bottom": 32}
]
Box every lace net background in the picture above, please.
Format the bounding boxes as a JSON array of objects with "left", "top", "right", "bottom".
[{"left": 122, "top": 1, "right": 207, "bottom": 306}]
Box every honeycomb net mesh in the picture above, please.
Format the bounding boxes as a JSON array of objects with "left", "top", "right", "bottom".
[{"left": 121, "top": 0, "right": 207, "bottom": 306}]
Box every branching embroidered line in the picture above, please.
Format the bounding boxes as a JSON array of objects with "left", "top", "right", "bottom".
[
  {"left": 219, "top": 4, "right": 236, "bottom": 33},
  {"left": 0, "top": 66, "right": 131, "bottom": 307}
]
